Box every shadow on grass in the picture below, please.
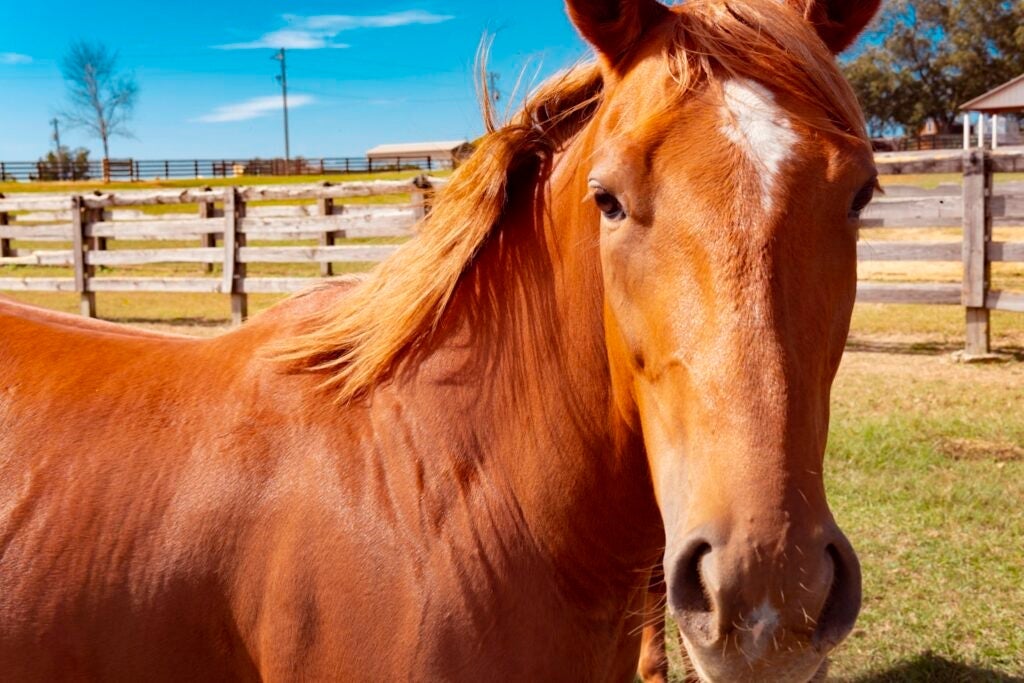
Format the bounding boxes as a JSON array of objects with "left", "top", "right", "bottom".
[
  {"left": 845, "top": 336, "right": 1024, "bottom": 360},
  {"left": 848, "top": 653, "right": 1024, "bottom": 683}
]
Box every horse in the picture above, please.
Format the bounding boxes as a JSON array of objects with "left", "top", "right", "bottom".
[{"left": 0, "top": 0, "right": 880, "bottom": 679}]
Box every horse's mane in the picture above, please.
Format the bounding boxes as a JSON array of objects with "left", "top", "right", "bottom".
[{"left": 274, "top": 0, "right": 867, "bottom": 402}]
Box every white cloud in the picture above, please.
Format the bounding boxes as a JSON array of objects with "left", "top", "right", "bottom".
[
  {"left": 194, "top": 94, "right": 315, "bottom": 123},
  {"left": 215, "top": 10, "right": 453, "bottom": 50},
  {"left": 0, "top": 52, "right": 32, "bottom": 65}
]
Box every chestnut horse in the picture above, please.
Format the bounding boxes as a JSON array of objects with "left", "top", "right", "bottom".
[{"left": 0, "top": 0, "right": 880, "bottom": 680}]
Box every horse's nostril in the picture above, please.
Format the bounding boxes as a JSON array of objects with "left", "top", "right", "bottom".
[
  {"left": 667, "top": 540, "right": 715, "bottom": 641},
  {"left": 813, "top": 541, "right": 862, "bottom": 651}
]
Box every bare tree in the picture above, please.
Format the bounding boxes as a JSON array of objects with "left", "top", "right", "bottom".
[{"left": 59, "top": 41, "right": 138, "bottom": 164}]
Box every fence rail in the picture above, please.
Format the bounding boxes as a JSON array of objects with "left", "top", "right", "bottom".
[
  {"left": 1, "top": 152, "right": 1023, "bottom": 355},
  {"left": 0, "top": 176, "right": 443, "bottom": 323},
  {"left": 0, "top": 156, "right": 448, "bottom": 182}
]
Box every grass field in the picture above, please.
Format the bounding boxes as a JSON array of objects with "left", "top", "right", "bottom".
[
  {"left": 0, "top": 169, "right": 434, "bottom": 194},
  {"left": 3, "top": 173, "right": 1024, "bottom": 681}
]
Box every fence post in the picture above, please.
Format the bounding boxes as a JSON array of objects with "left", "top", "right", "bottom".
[
  {"left": 71, "top": 196, "right": 96, "bottom": 318},
  {"left": 0, "top": 194, "right": 10, "bottom": 258},
  {"left": 962, "top": 150, "right": 992, "bottom": 355},
  {"left": 318, "top": 197, "right": 335, "bottom": 277},
  {"left": 224, "top": 188, "right": 247, "bottom": 324},
  {"left": 199, "top": 198, "right": 216, "bottom": 274},
  {"left": 90, "top": 206, "right": 107, "bottom": 254},
  {"left": 412, "top": 176, "right": 434, "bottom": 221}
]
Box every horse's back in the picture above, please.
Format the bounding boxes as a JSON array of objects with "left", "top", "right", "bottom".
[{"left": 0, "top": 284, "right": 361, "bottom": 679}]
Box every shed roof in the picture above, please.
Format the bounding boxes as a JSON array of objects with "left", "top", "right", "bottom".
[
  {"left": 366, "top": 140, "right": 470, "bottom": 156},
  {"left": 961, "top": 73, "right": 1024, "bottom": 113}
]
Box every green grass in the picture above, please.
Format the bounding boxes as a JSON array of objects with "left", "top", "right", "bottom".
[
  {"left": 0, "top": 169, "right": 442, "bottom": 194},
  {"left": 879, "top": 172, "right": 1024, "bottom": 189},
  {"left": 2, "top": 170, "right": 453, "bottom": 214},
  {"left": 825, "top": 351, "right": 1024, "bottom": 680}
]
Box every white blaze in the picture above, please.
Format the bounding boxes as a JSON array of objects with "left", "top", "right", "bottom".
[{"left": 720, "top": 79, "right": 798, "bottom": 213}]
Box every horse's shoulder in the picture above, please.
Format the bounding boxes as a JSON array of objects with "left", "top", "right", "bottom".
[{"left": 240, "top": 276, "right": 365, "bottom": 339}]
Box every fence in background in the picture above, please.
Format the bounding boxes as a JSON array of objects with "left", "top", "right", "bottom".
[
  {"left": 859, "top": 150, "right": 1023, "bottom": 355},
  {"left": 0, "top": 156, "right": 447, "bottom": 183},
  {"left": 1, "top": 152, "right": 1022, "bottom": 354},
  {"left": 871, "top": 134, "right": 965, "bottom": 153},
  {"left": 0, "top": 177, "right": 442, "bottom": 324}
]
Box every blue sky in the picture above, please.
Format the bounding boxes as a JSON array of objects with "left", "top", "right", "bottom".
[{"left": 0, "top": 1, "right": 590, "bottom": 161}]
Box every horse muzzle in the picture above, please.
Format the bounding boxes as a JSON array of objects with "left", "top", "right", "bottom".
[{"left": 664, "top": 521, "right": 861, "bottom": 682}]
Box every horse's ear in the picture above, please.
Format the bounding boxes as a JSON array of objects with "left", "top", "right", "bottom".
[
  {"left": 795, "top": 0, "right": 881, "bottom": 54},
  {"left": 566, "top": 0, "right": 670, "bottom": 65}
]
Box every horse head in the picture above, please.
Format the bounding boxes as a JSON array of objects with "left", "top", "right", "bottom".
[{"left": 565, "top": 0, "right": 880, "bottom": 678}]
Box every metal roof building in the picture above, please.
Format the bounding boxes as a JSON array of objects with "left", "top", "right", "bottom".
[{"left": 366, "top": 140, "right": 474, "bottom": 169}]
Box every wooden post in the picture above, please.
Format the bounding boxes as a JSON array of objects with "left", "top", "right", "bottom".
[
  {"left": 962, "top": 150, "right": 992, "bottom": 355},
  {"left": 963, "top": 113, "right": 971, "bottom": 150},
  {"left": 224, "top": 188, "right": 247, "bottom": 324},
  {"left": 318, "top": 197, "right": 335, "bottom": 277},
  {"left": 412, "top": 176, "right": 434, "bottom": 220},
  {"left": 199, "top": 199, "right": 216, "bottom": 274},
  {"left": 71, "top": 196, "right": 96, "bottom": 317},
  {"left": 0, "top": 194, "right": 10, "bottom": 258},
  {"left": 89, "top": 207, "right": 107, "bottom": 255},
  {"left": 992, "top": 114, "right": 999, "bottom": 150}
]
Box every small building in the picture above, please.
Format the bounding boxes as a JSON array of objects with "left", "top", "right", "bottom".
[
  {"left": 366, "top": 140, "right": 474, "bottom": 170},
  {"left": 960, "top": 74, "right": 1024, "bottom": 149}
]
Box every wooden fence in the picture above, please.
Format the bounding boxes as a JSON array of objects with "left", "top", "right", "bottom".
[
  {"left": 0, "top": 151, "right": 1022, "bottom": 355},
  {"left": 0, "top": 177, "right": 442, "bottom": 324},
  {"left": 861, "top": 150, "right": 1024, "bottom": 354}
]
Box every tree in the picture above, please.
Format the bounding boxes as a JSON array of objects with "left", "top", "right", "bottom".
[
  {"left": 59, "top": 41, "right": 138, "bottom": 163},
  {"left": 36, "top": 146, "right": 91, "bottom": 181},
  {"left": 842, "top": 0, "right": 1024, "bottom": 135}
]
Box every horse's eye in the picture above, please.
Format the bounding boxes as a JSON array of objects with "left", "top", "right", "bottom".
[
  {"left": 594, "top": 189, "right": 626, "bottom": 221},
  {"left": 849, "top": 180, "right": 876, "bottom": 219}
]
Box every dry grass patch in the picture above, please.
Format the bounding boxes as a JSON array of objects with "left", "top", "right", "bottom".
[{"left": 938, "top": 437, "right": 1024, "bottom": 463}]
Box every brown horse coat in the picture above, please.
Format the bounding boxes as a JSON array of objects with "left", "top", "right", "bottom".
[{"left": 1, "top": 0, "right": 881, "bottom": 680}]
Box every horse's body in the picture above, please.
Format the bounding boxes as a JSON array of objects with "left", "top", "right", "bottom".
[
  {"left": 1, "top": 0, "right": 881, "bottom": 680},
  {"left": 1, "top": 282, "right": 657, "bottom": 681}
]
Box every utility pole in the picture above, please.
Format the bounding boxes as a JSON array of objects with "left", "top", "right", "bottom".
[
  {"left": 50, "top": 118, "right": 63, "bottom": 180},
  {"left": 488, "top": 71, "right": 501, "bottom": 106},
  {"left": 272, "top": 48, "right": 291, "bottom": 170},
  {"left": 50, "top": 118, "right": 61, "bottom": 152}
]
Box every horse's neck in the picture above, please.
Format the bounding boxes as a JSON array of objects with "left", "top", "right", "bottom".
[{"left": 393, "top": 152, "right": 662, "bottom": 605}]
